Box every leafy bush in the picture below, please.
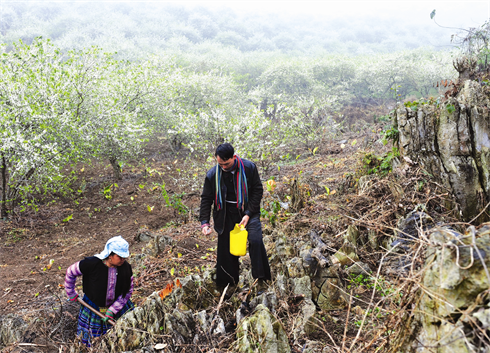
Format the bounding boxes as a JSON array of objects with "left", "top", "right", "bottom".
[{"left": 359, "top": 148, "right": 399, "bottom": 177}]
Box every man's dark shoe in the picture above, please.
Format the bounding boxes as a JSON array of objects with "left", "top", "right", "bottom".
[
  {"left": 219, "top": 284, "right": 236, "bottom": 300},
  {"left": 256, "top": 279, "right": 269, "bottom": 295}
]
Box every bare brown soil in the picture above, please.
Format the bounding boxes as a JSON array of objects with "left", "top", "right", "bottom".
[{"left": 0, "top": 142, "right": 216, "bottom": 317}]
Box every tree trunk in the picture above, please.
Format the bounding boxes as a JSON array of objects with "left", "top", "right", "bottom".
[
  {"left": 169, "top": 135, "right": 182, "bottom": 152},
  {"left": 1, "top": 155, "right": 7, "bottom": 219},
  {"left": 109, "top": 157, "right": 122, "bottom": 180},
  {"left": 290, "top": 178, "right": 304, "bottom": 212}
]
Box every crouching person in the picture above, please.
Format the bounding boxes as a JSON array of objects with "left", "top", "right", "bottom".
[{"left": 64, "top": 235, "right": 134, "bottom": 346}]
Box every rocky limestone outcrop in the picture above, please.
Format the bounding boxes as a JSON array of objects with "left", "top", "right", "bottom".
[
  {"left": 91, "top": 226, "right": 352, "bottom": 352},
  {"left": 403, "top": 224, "right": 490, "bottom": 353},
  {"left": 1, "top": 222, "right": 356, "bottom": 352},
  {"left": 269, "top": 229, "right": 348, "bottom": 313},
  {"left": 97, "top": 269, "right": 224, "bottom": 352},
  {"left": 396, "top": 80, "right": 490, "bottom": 221}
]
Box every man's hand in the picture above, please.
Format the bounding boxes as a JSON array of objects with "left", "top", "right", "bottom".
[
  {"left": 202, "top": 226, "right": 212, "bottom": 235},
  {"left": 239, "top": 215, "right": 250, "bottom": 228}
]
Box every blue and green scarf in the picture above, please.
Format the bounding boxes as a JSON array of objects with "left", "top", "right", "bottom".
[{"left": 215, "top": 155, "right": 248, "bottom": 211}]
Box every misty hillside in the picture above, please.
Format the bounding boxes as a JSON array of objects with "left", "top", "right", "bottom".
[{"left": 0, "top": 1, "right": 468, "bottom": 59}]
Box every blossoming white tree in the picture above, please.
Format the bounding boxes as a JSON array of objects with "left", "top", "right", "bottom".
[
  {"left": 0, "top": 39, "right": 87, "bottom": 218},
  {"left": 79, "top": 56, "right": 156, "bottom": 180},
  {"left": 0, "top": 38, "right": 154, "bottom": 218}
]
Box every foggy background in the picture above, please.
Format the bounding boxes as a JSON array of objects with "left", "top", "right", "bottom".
[{"left": 1, "top": 0, "right": 488, "bottom": 58}]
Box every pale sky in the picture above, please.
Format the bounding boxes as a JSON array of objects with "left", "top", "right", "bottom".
[
  {"left": 1, "top": 0, "right": 488, "bottom": 36},
  {"left": 3, "top": 0, "right": 489, "bottom": 26},
  {"left": 177, "top": 0, "right": 489, "bottom": 26}
]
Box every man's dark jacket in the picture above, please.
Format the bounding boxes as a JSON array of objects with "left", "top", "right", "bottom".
[{"left": 200, "top": 158, "right": 263, "bottom": 235}]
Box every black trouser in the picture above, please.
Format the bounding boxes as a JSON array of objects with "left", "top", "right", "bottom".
[{"left": 216, "top": 207, "right": 271, "bottom": 287}]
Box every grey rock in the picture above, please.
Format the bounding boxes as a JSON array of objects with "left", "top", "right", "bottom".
[
  {"left": 286, "top": 257, "right": 306, "bottom": 278},
  {"left": 405, "top": 224, "right": 490, "bottom": 353},
  {"left": 143, "top": 230, "right": 176, "bottom": 257},
  {"left": 314, "top": 275, "right": 348, "bottom": 311},
  {"left": 391, "top": 209, "right": 433, "bottom": 250},
  {"left": 302, "top": 340, "right": 325, "bottom": 353},
  {"left": 164, "top": 309, "right": 195, "bottom": 343},
  {"left": 136, "top": 228, "right": 155, "bottom": 242},
  {"left": 275, "top": 274, "right": 289, "bottom": 298},
  {"left": 345, "top": 261, "right": 372, "bottom": 277},
  {"left": 249, "top": 291, "right": 278, "bottom": 314},
  {"left": 179, "top": 272, "right": 216, "bottom": 310},
  {"left": 275, "top": 236, "right": 296, "bottom": 259},
  {"left": 212, "top": 317, "right": 226, "bottom": 335},
  {"left": 195, "top": 310, "right": 210, "bottom": 332},
  {"left": 358, "top": 175, "right": 375, "bottom": 195},
  {"left": 105, "top": 292, "right": 164, "bottom": 351},
  {"left": 396, "top": 80, "right": 490, "bottom": 221},
  {"left": 292, "top": 298, "right": 317, "bottom": 340},
  {"left": 235, "top": 304, "right": 290, "bottom": 353},
  {"left": 331, "top": 242, "right": 359, "bottom": 266},
  {"left": 300, "top": 248, "right": 319, "bottom": 277},
  {"left": 101, "top": 271, "right": 221, "bottom": 351},
  {"left": 473, "top": 307, "right": 490, "bottom": 328},
  {"left": 291, "top": 276, "right": 313, "bottom": 299},
  {"left": 368, "top": 229, "right": 379, "bottom": 250},
  {"left": 344, "top": 225, "right": 359, "bottom": 247}
]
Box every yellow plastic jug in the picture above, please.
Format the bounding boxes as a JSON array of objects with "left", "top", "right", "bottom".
[{"left": 230, "top": 224, "right": 248, "bottom": 256}]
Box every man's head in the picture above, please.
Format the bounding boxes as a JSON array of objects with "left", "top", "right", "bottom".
[
  {"left": 215, "top": 143, "right": 234, "bottom": 160},
  {"left": 215, "top": 143, "right": 236, "bottom": 172}
]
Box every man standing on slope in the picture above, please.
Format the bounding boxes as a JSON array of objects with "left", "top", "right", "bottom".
[{"left": 200, "top": 143, "right": 271, "bottom": 294}]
